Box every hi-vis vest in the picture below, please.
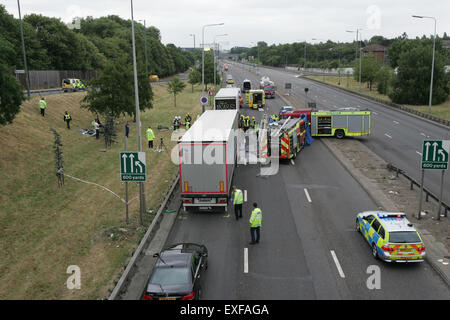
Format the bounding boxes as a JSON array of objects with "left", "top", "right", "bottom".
[
  {"left": 250, "top": 208, "right": 262, "bottom": 228},
  {"left": 39, "top": 100, "right": 47, "bottom": 109},
  {"left": 146, "top": 128, "right": 155, "bottom": 141},
  {"left": 65, "top": 114, "right": 71, "bottom": 120},
  {"left": 233, "top": 189, "right": 243, "bottom": 205}
]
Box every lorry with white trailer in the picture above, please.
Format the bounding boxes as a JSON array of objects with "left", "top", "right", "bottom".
[
  {"left": 178, "top": 110, "right": 239, "bottom": 212},
  {"left": 214, "top": 87, "right": 241, "bottom": 110}
]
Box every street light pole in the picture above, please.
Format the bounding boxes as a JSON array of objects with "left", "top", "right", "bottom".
[
  {"left": 131, "top": 0, "right": 146, "bottom": 225},
  {"left": 139, "top": 20, "right": 149, "bottom": 79},
  {"left": 346, "top": 29, "right": 362, "bottom": 92},
  {"left": 202, "top": 23, "right": 224, "bottom": 112},
  {"left": 413, "top": 15, "right": 437, "bottom": 114},
  {"left": 17, "top": 0, "right": 30, "bottom": 98},
  {"left": 214, "top": 34, "right": 227, "bottom": 92},
  {"left": 304, "top": 40, "right": 307, "bottom": 71},
  {"left": 190, "top": 34, "right": 196, "bottom": 49}
]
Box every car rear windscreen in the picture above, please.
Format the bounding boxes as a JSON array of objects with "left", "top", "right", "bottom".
[
  {"left": 389, "top": 231, "right": 421, "bottom": 243},
  {"left": 150, "top": 267, "right": 190, "bottom": 286}
]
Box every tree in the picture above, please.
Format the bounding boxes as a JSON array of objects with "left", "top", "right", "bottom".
[
  {"left": 389, "top": 42, "right": 449, "bottom": 105},
  {"left": 375, "top": 66, "right": 394, "bottom": 95},
  {"left": 82, "top": 55, "right": 153, "bottom": 119},
  {"left": 167, "top": 77, "right": 186, "bottom": 108},
  {"left": 0, "top": 62, "right": 24, "bottom": 126},
  {"left": 354, "top": 54, "right": 382, "bottom": 91},
  {"left": 188, "top": 68, "right": 201, "bottom": 93}
]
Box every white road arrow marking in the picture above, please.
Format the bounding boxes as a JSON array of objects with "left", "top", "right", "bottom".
[
  {"left": 129, "top": 154, "right": 135, "bottom": 172},
  {"left": 438, "top": 149, "right": 446, "bottom": 162},
  {"left": 135, "top": 161, "right": 142, "bottom": 173},
  {"left": 432, "top": 142, "right": 439, "bottom": 161},
  {"left": 122, "top": 154, "right": 128, "bottom": 173},
  {"left": 424, "top": 142, "right": 431, "bottom": 160}
]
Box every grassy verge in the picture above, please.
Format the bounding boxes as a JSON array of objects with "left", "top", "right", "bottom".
[
  {"left": 306, "top": 75, "right": 450, "bottom": 120},
  {"left": 0, "top": 84, "right": 202, "bottom": 299}
]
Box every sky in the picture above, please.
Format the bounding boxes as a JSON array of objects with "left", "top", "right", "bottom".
[{"left": 3, "top": 0, "right": 449, "bottom": 49}]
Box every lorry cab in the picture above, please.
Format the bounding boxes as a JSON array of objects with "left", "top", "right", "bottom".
[
  {"left": 248, "top": 89, "right": 265, "bottom": 110},
  {"left": 226, "top": 75, "right": 234, "bottom": 84}
]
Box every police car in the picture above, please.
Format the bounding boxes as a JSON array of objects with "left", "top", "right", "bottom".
[{"left": 356, "top": 211, "right": 426, "bottom": 263}]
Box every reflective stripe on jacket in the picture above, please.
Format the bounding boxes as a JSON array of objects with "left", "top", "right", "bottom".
[
  {"left": 249, "top": 208, "right": 262, "bottom": 228},
  {"left": 146, "top": 129, "right": 155, "bottom": 141},
  {"left": 233, "top": 189, "right": 243, "bottom": 205},
  {"left": 39, "top": 100, "right": 47, "bottom": 109}
]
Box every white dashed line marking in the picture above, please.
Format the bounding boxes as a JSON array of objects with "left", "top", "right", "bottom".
[
  {"left": 244, "top": 248, "right": 249, "bottom": 273},
  {"left": 304, "top": 188, "right": 312, "bottom": 203},
  {"left": 384, "top": 133, "right": 393, "bottom": 139},
  {"left": 416, "top": 151, "right": 422, "bottom": 156},
  {"left": 330, "top": 250, "right": 346, "bottom": 278},
  {"left": 244, "top": 190, "right": 247, "bottom": 202},
  {"left": 393, "top": 120, "right": 399, "bottom": 124}
]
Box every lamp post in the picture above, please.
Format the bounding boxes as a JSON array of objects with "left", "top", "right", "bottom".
[
  {"left": 131, "top": 0, "right": 146, "bottom": 225},
  {"left": 190, "top": 34, "right": 196, "bottom": 49},
  {"left": 138, "top": 20, "right": 149, "bottom": 79},
  {"left": 312, "top": 38, "right": 325, "bottom": 81},
  {"left": 413, "top": 15, "right": 437, "bottom": 114},
  {"left": 214, "top": 34, "right": 227, "bottom": 92},
  {"left": 17, "top": 0, "right": 30, "bottom": 98},
  {"left": 202, "top": 23, "right": 224, "bottom": 112},
  {"left": 346, "top": 29, "right": 363, "bottom": 92}
]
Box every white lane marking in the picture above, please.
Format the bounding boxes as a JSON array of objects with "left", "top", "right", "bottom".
[
  {"left": 304, "top": 188, "right": 312, "bottom": 203},
  {"left": 420, "top": 133, "right": 426, "bottom": 137},
  {"left": 330, "top": 250, "right": 346, "bottom": 278},
  {"left": 393, "top": 120, "right": 400, "bottom": 125},
  {"left": 372, "top": 112, "right": 378, "bottom": 115},
  {"left": 416, "top": 151, "right": 422, "bottom": 156},
  {"left": 384, "top": 133, "right": 392, "bottom": 139},
  {"left": 244, "top": 248, "right": 249, "bottom": 273},
  {"left": 244, "top": 190, "right": 247, "bottom": 202},
  {"left": 291, "top": 159, "right": 295, "bottom": 165}
]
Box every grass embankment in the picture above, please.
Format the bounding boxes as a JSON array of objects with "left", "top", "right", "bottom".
[
  {"left": 0, "top": 84, "right": 202, "bottom": 299},
  {"left": 306, "top": 75, "right": 450, "bottom": 120}
]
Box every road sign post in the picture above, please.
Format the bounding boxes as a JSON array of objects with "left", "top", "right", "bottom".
[
  {"left": 419, "top": 140, "right": 449, "bottom": 220},
  {"left": 200, "top": 94, "right": 209, "bottom": 112},
  {"left": 124, "top": 138, "right": 129, "bottom": 224}
]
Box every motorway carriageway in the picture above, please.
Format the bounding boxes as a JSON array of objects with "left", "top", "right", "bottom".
[
  {"left": 163, "top": 64, "right": 450, "bottom": 299},
  {"left": 233, "top": 62, "right": 450, "bottom": 207}
]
